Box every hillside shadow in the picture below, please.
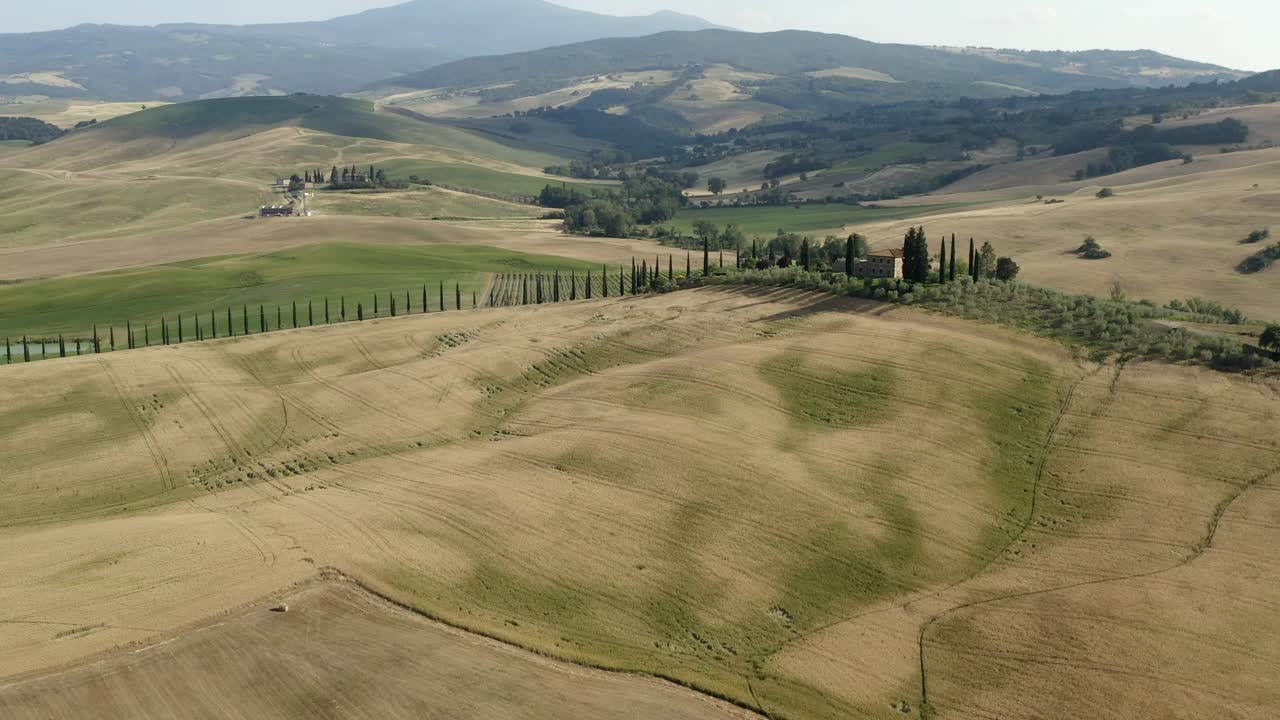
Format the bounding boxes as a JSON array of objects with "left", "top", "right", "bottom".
[{"left": 699, "top": 284, "right": 901, "bottom": 323}]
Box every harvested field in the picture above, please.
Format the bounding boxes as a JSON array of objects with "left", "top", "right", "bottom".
[
  {"left": 1, "top": 287, "right": 1276, "bottom": 719},
  {"left": 0, "top": 579, "right": 754, "bottom": 720}
]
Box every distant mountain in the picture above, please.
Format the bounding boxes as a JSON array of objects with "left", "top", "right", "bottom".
[
  {"left": 0, "top": 0, "right": 720, "bottom": 101},
  {"left": 175, "top": 0, "right": 722, "bottom": 57},
  {"left": 391, "top": 30, "right": 1247, "bottom": 94}
]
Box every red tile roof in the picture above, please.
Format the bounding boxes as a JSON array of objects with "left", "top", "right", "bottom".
[{"left": 869, "top": 248, "right": 905, "bottom": 258}]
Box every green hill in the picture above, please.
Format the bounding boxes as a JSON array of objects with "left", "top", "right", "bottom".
[{"left": 389, "top": 29, "right": 1246, "bottom": 96}]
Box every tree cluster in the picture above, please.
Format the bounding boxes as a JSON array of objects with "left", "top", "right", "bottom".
[
  {"left": 545, "top": 170, "right": 688, "bottom": 237},
  {"left": 0, "top": 116, "right": 63, "bottom": 144}
]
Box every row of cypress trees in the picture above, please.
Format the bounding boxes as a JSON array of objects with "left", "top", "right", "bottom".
[
  {"left": 2, "top": 281, "right": 479, "bottom": 364},
  {"left": 487, "top": 256, "right": 701, "bottom": 308}
]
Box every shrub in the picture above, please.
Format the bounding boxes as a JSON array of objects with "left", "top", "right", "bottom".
[
  {"left": 1243, "top": 228, "right": 1271, "bottom": 244},
  {"left": 1076, "top": 236, "right": 1112, "bottom": 259},
  {"left": 1096, "top": 188, "right": 1115, "bottom": 198}
]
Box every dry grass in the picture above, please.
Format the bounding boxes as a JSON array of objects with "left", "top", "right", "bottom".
[
  {"left": 854, "top": 149, "right": 1280, "bottom": 320},
  {"left": 0, "top": 99, "right": 166, "bottom": 128},
  {"left": 1, "top": 287, "right": 1275, "bottom": 718},
  {"left": 0, "top": 580, "right": 754, "bottom": 720}
]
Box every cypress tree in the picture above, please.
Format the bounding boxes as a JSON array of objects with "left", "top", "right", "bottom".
[
  {"left": 59, "top": 335, "right": 66, "bottom": 358},
  {"left": 703, "top": 238, "right": 710, "bottom": 276},
  {"left": 145, "top": 325, "right": 150, "bottom": 347},
  {"left": 423, "top": 285, "right": 429, "bottom": 313},
  {"left": 686, "top": 251, "right": 691, "bottom": 278},
  {"left": 211, "top": 310, "right": 217, "bottom": 339},
  {"left": 341, "top": 296, "right": 347, "bottom": 320},
  {"left": 243, "top": 305, "right": 249, "bottom": 335},
  {"left": 23, "top": 336, "right": 29, "bottom": 363},
  {"left": 640, "top": 261, "right": 646, "bottom": 291},
  {"left": 127, "top": 321, "right": 134, "bottom": 349},
  {"left": 374, "top": 294, "right": 379, "bottom": 317},
  {"left": 472, "top": 290, "right": 477, "bottom": 308},
  {"left": 76, "top": 337, "right": 82, "bottom": 356},
  {"left": 938, "top": 238, "right": 947, "bottom": 283},
  {"left": 110, "top": 326, "right": 116, "bottom": 351},
  {"left": 292, "top": 301, "right": 298, "bottom": 328},
  {"left": 161, "top": 319, "right": 167, "bottom": 346},
  {"left": 968, "top": 238, "right": 976, "bottom": 280},
  {"left": 179, "top": 313, "right": 185, "bottom": 343},
  {"left": 358, "top": 303, "right": 364, "bottom": 321},
  {"left": 719, "top": 249, "right": 724, "bottom": 268},
  {"left": 668, "top": 255, "right": 673, "bottom": 283},
  {"left": 326, "top": 297, "right": 331, "bottom": 324},
  {"left": 4, "top": 338, "right": 10, "bottom": 364},
  {"left": 846, "top": 236, "right": 854, "bottom": 277},
  {"left": 570, "top": 273, "right": 577, "bottom": 301},
  {"left": 752, "top": 238, "right": 759, "bottom": 262},
  {"left": 440, "top": 281, "right": 445, "bottom": 311},
  {"left": 261, "top": 305, "right": 267, "bottom": 333},
  {"left": 950, "top": 235, "right": 957, "bottom": 282},
  {"left": 405, "top": 290, "right": 410, "bottom": 315},
  {"left": 586, "top": 271, "right": 593, "bottom": 299},
  {"left": 631, "top": 257, "right": 636, "bottom": 293},
  {"left": 801, "top": 238, "right": 811, "bottom": 271},
  {"left": 521, "top": 275, "right": 528, "bottom": 305},
  {"left": 554, "top": 270, "right": 561, "bottom": 302},
  {"left": 602, "top": 264, "right": 608, "bottom": 297},
  {"left": 456, "top": 283, "right": 461, "bottom": 310},
  {"left": 619, "top": 266, "right": 625, "bottom": 295},
  {"left": 391, "top": 293, "right": 397, "bottom": 317},
  {"left": 93, "top": 326, "right": 100, "bottom": 354}
]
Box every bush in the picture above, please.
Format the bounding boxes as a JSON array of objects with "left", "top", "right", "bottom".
[
  {"left": 1076, "top": 236, "right": 1112, "bottom": 259},
  {"left": 1243, "top": 228, "right": 1271, "bottom": 244},
  {"left": 1096, "top": 188, "right": 1115, "bottom": 198}
]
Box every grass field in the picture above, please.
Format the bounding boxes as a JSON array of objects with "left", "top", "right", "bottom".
[
  {"left": 0, "top": 242, "right": 597, "bottom": 338},
  {"left": 377, "top": 158, "right": 602, "bottom": 197},
  {"left": 860, "top": 148, "right": 1280, "bottom": 319},
  {"left": 0, "top": 99, "right": 166, "bottom": 128},
  {"left": 312, "top": 187, "right": 543, "bottom": 220},
  {"left": 670, "top": 202, "right": 971, "bottom": 236},
  {"left": 0, "top": 287, "right": 1276, "bottom": 720}
]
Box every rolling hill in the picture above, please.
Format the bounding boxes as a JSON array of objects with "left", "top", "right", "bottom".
[
  {"left": 0, "top": 0, "right": 718, "bottom": 102},
  {"left": 384, "top": 30, "right": 1247, "bottom": 99},
  {"left": 0, "top": 287, "right": 1276, "bottom": 720}
]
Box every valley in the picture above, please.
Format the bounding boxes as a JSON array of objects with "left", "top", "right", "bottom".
[{"left": 1, "top": 5, "right": 1278, "bottom": 719}]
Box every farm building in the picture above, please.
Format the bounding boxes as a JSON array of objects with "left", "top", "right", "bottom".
[
  {"left": 850, "top": 248, "right": 904, "bottom": 279},
  {"left": 259, "top": 203, "right": 298, "bottom": 218}
]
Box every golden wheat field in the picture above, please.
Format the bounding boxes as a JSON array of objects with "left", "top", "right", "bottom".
[{"left": 1, "top": 287, "right": 1276, "bottom": 719}]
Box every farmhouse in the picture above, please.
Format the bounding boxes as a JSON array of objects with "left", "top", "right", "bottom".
[
  {"left": 259, "top": 203, "right": 298, "bottom": 218},
  {"left": 851, "top": 248, "right": 904, "bottom": 279}
]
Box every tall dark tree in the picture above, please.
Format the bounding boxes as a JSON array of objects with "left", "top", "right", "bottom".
[
  {"left": 211, "top": 310, "right": 217, "bottom": 339},
  {"left": 686, "top": 251, "right": 691, "bottom": 278},
  {"left": 950, "top": 235, "right": 957, "bottom": 282},
  {"left": 127, "top": 321, "right": 134, "bottom": 350},
  {"left": 440, "top": 281, "right": 445, "bottom": 311},
  {"left": 601, "top": 264, "right": 608, "bottom": 297},
  {"left": 668, "top": 255, "right": 673, "bottom": 283},
  {"left": 423, "top": 285, "right": 429, "bottom": 313},
  {"left": 801, "top": 238, "right": 811, "bottom": 271},
  {"left": 703, "top": 238, "right": 710, "bottom": 276},
  {"left": 968, "top": 238, "right": 976, "bottom": 281},
  {"left": 845, "top": 236, "right": 855, "bottom": 277},
  {"left": 938, "top": 238, "right": 947, "bottom": 283},
  {"left": 586, "top": 271, "right": 593, "bottom": 299},
  {"left": 456, "top": 283, "right": 462, "bottom": 310},
  {"left": 260, "top": 305, "right": 266, "bottom": 333},
  {"left": 292, "top": 301, "right": 298, "bottom": 328},
  {"left": 995, "top": 256, "right": 1020, "bottom": 282},
  {"left": 243, "top": 305, "right": 249, "bottom": 335}
]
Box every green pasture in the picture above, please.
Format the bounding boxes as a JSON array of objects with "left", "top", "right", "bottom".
[
  {"left": 668, "top": 202, "right": 969, "bottom": 236},
  {"left": 0, "top": 243, "right": 598, "bottom": 340}
]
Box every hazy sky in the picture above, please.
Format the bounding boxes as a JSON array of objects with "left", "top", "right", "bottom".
[{"left": 3, "top": 0, "right": 1274, "bottom": 71}]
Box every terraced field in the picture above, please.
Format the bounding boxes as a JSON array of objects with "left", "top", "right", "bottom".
[{"left": 1, "top": 287, "right": 1275, "bottom": 719}]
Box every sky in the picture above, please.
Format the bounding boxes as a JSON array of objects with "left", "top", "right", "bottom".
[{"left": 2, "top": 0, "right": 1274, "bottom": 72}]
